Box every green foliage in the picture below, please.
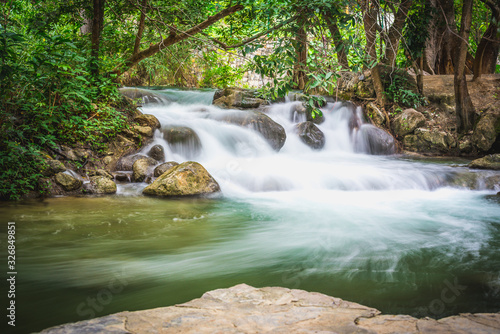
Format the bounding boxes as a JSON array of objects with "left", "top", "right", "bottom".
[
  {"left": 384, "top": 75, "right": 427, "bottom": 109},
  {"left": 199, "top": 50, "right": 244, "bottom": 88}
]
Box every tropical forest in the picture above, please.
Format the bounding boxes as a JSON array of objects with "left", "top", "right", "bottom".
[{"left": 1, "top": 0, "right": 500, "bottom": 333}]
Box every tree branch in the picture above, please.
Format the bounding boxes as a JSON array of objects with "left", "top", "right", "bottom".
[{"left": 111, "top": 4, "right": 244, "bottom": 77}]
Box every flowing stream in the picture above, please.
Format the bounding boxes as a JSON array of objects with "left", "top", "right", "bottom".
[{"left": 2, "top": 88, "right": 500, "bottom": 333}]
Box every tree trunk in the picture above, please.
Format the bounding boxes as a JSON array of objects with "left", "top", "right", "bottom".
[
  {"left": 473, "top": 1, "right": 500, "bottom": 80},
  {"left": 111, "top": 5, "right": 243, "bottom": 78},
  {"left": 455, "top": 0, "right": 475, "bottom": 133},
  {"left": 362, "top": 0, "right": 386, "bottom": 106},
  {"left": 323, "top": 14, "right": 349, "bottom": 69},
  {"left": 293, "top": 24, "right": 308, "bottom": 90},
  {"left": 133, "top": 0, "right": 148, "bottom": 55},
  {"left": 90, "top": 0, "right": 105, "bottom": 78},
  {"left": 383, "top": 0, "right": 413, "bottom": 67}
]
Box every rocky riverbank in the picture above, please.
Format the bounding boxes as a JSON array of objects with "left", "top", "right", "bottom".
[{"left": 39, "top": 284, "right": 500, "bottom": 333}]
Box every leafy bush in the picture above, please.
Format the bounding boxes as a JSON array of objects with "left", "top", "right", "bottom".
[{"left": 384, "top": 75, "right": 427, "bottom": 108}]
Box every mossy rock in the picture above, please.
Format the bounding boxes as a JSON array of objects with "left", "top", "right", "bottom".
[
  {"left": 469, "top": 154, "right": 500, "bottom": 170},
  {"left": 391, "top": 109, "right": 426, "bottom": 137},
  {"left": 54, "top": 172, "right": 82, "bottom": 191},
  {"left": 143, "top": 161, "right": 220, "bottom": 197},
  {"left": 83, "top": 176, "right": 117, "bottom": 194},
  {"left": 154, "top": 161, "right": 179, "bottom": 177},
  {"left": 42, "top": 159, "right": 66, "bottom": 177},
  {"left": 213, "top": 88, "right": 267, "bottom": 109}
]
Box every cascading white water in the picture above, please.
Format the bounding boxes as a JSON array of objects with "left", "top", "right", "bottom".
[{"left": 129, "top": 88, "right": 497, "bottom": 196}]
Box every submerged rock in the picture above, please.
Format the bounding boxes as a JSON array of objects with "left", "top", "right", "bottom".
[
  {"left": 83, "top": 176, "right": 117, "bottom": 194},
  {"left": 469, "top": 154, "right": 500, "bottom": 170},
  {"left": 154, "top": 161, "right": 179, "bottom": 177},
  {"left": 391, "top": 108, "right": 426, "bottom": 137},
  {"left": 213, "top": 88, "right": 267, "bottom": 109},
  {"left": 211, "top": 110, "right": 286, "bottom": 151},
  {"left": 39, "top": 284, "right": 500, "bottom": 334},
  {"left": 132, "top": 157, "right": 157, "bottom": 182},
  {"left": 143, "top": 161, "right": 220, "bottom": 197},
  {"left": 162, "top": 126, "right": 202, "bottom": 158},
  {"left": 147, "top": 145, "right": 165, "bottom": 162},
  {"left": 54, "top": 172, "right": 82, "bottom": 191},
  {"left": 295, "top": 121, "right": 325, "bottom": 150}
]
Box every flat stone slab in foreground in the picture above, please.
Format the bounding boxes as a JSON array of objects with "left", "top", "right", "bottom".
[{"left": 40, "top": 284, "right": 500, "bottom": 333}]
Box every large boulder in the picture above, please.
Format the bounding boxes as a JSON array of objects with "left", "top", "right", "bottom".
[
  {"left": 295, "top": 122, "right": 325, "bottom": 150},
  {"left": 469, "top": 154, "right": 500, "bottom": 170},
  {"left": 132, "top": 157, "right": 157, "bottom": 182},
  {"left": 54, "top": 172, "right": 82, "bottom": 191},
  {"left": 119, "top": 88, "right": 170, "bottom": 105},
  {"left": 83, "top": 176, "right": 117, "bottom": 194},
  {"left": 134, "top": 114, "right": 161, "bottom": 130},
  {"left": 365, "top": 102, "right": 385, "bottom": 127},
  {"left": 211, "top": 110, "right": 286, "bottom": 151},
  {"left": 213, "top": 88, "right": 267, "bottom": 109},
  {"left": 154, "top": 161, "right": 179, "bottom": 177},
  {"left": 391, "top": 108, "right": 426, "bottom": 137},
  {"left": 162, "top": 126, "right": 202, "bottom": 158},
  {"left": 42, "top": 159, "right": 66, "bottom": 177},
  {"left": 472, "top": 108, "right": 500, "bottom": 152},
  {"left": 356, "top": 125, "right": 396, "bottom": 155},
  {"left": 143, "top": 161, "right": 220, "bottom": 197},
  {"left": 403, "top": 128, "right": 456, "bottom": 154},
  {"left": 147, "top": 145, "right": 165, "bottom": 162}
]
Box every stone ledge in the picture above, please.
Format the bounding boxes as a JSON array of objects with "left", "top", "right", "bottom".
[{"left": 39, "top": 284, "right": 500, "bottom": 333}]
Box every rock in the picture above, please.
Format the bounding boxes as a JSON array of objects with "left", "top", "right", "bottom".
[
  {"left": 295, "top": 122, "right": 325, "bottom": 150},
  {"left": 211, "top": 110, "right": 286, "bottom": 151},
  {"left": 119, "top": 88, "right": 169, "bottom": 105},
  {"left": 403, "top": 128, "right": 456, "bottom": 154},
  {"left": 213, "top": 88, "right": 267, "bottom": 109},
  {"left": 469, "top": 154, "right": 500, "bottom": 170},
  {"left": 39, "top": 284, "right": 500, "bottom": 334},
  {"left": 84, "top": 169, "right": 114, "bottom": 180},
  {"left": 83, "top": 176, "right": 117, "bottom": 194},
  {"left": 391, "top": 108, "right": 426, "bottom": 137},
  {"left": 154, "top": 161, "right": 179, "bottom": 177},
  {"left": 290, "top": 102, "right": 307, "bottom": 123},
  {"left": 133, "top": 125, "right": 153, "bottom": 137},
  {"left": 113, "top": 173, "right": 130, "bottom": 182},
  {"left": 365, "top": 102, "right": 385, "bottom": 127},
  {"left": 356, "top": 125, "right": 396, "bottom": 155},
  {"left": 147, "top": 145, "right": 165, "bottom": 162},
  {"left": 42, "top": 159, "right": 66, "bottom": 177},
  {"left": 472, "top": 109, "right": 500, "bottom": 152},
  {"left": 162, "top": 126, "right": 202, "bottom": 158},
  {"left": 115, "top": 154, "right": 150, "bottom": 171},
  {"left": 54, "top": 172, "right": 82, "bottom": 191},
  {"left": 132, "top": 157, "right": 157, "bottom": 182},
  {"left": 134, "top": 114, "right": 161, "bottom": 130},
  {"left": 143, "top": 161, "right": 220, "bottom": 197}
]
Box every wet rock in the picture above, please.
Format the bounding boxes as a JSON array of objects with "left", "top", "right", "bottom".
[
  {"left": 39, "top": 284, "right": 500, "bottom": 334},
  {"left": 154, "top": 161, "right": 179, "bottom": 177},
  {"left": 119, "top": 88, "right": 170, "bottom": 105},
  {"left": 42, "top": 159, "right": 66, "bottom": 177},
  {"left": 365, "top": 102, "right": 385, "bottom": 127},
  {"left": 391, "top": 108, "right": 426, "bottom": 137},
  {"left": 54, "top": 172, "right": 82, "bottom": 191},
  {"left": 115, "top": 154, "right": 150, "bottom": 171},
  {"left": 84, "top": 169, "right": 114, "bottom": 180},
  {"left": 147, "top": 145, "right": 165, "bottom": 162},
  {"left": 213, "top": 88, "right": 268, "bottom": 109},
  {"left": 403, "top": 128, "right": 456, "bottom": 154},
  {"left": 469, "top": 154, "right": 500, "bottom": 170},
  {"left": 134, "top": 114, "right": 161, "bottom": 130},
  {"left": 83, "top": 176, "right": 117, "bottom": 194},
  {"left": 162, "top": 126, "right": 202, "bottom": 158},
  {"left": 472, "top": 109, "right": 500, "bottom": 152},
  {"left": 132, "top": 157, "right": 157, "bottom": 182},
  {"left": 143, "top": 161, "right": 220, "bottom": 197},
  {"left": 357, "top": 125, "right": 396, "bottom": 155},
  {"left": 133, "top": 125, "right": 153, "bottom": 137},
  {"left": 289, "top": 102, "right": 307, "bottom": 123},
  {"left": 211, "top": 110, "right": 286, "bottom": 151},
  {"left": 295, "top": 122, "right": 325, "bottom": 150},
  {"left": 113, "top": 173, "right": 130, "bottom": 182}
]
